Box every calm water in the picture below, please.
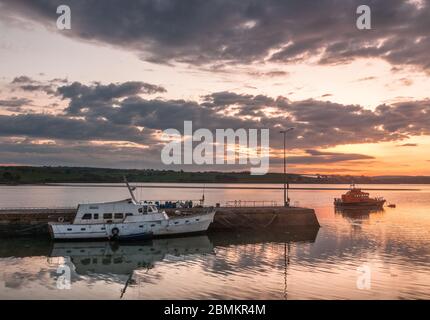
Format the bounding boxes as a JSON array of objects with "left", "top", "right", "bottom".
[{"left": 0, "top": 183, "right": 429, "bottom": 299}]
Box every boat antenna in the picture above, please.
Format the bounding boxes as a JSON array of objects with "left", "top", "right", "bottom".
[
  {"left": 201, "top": 184, "right": 205, "bottom": 206},
  {"left": 123, "top": 176, "right": 138, "bottom": 203}
]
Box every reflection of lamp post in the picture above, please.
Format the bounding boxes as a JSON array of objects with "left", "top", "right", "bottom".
[
  {"left": 280, "top": 127, "right": 295, "bottom": 207},
  {"left": 284, "top": 242, "right": 290, "bottom": 300}
]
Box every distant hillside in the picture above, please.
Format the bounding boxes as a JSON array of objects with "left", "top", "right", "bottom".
[{"left": 1, "top": 166, "right": 429, "bottom": 185}]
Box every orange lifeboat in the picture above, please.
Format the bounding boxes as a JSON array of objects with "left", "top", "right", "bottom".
[{"left": 334, "top": 184, "right": 386, "bottom": 207}]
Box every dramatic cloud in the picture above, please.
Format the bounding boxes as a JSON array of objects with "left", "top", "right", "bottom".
[
  {"left": 397, "top": 143, "right": 418, "bottom": 147},
  {"left": 1, "top": 78, "right": 430, "bottom": 168},
  {"left": 0, "top": 97, "right": 32, "bottom": 112},
  {"left": 19, "top": 84, "right": 55, "bottom": 94},
  {"left": 0, "top": 113, "right": 158, "bottom": 144},
  {"left": 1, "top": 0, "right": 430, "bottom": 71},
  {"left": 247, "top": 71, "right": 289, "bottom": 78},
  {"left": 11, "top": 76, "right": 34, "bottom": 84},
  {"left": 0, "top": 138, "right": 165, "bottom": 168},
  {"left": 271, "top": 149, "right": 374, "bottom": 165},
  {"left": 57, "top": 81, "right": 167, "bottom": 115},
  {"left": 10, "top": 76, "right": 56, "bottom": 94},
  {"left": 0, "top": 97, "right": 31, "bottom": 108}
]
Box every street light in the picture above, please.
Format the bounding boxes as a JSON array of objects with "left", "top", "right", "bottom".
[{"left": 280, "top": 127, "right": 295, "bottom": 207}]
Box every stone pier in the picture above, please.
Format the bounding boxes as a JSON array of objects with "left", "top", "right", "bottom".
[{"left": 0, "top": 206, "right": 320, "bottom": 237}]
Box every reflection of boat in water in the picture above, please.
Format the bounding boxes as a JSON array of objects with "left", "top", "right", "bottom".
[
  {"left": 2, "top": 230, "right": 319, "bottom": 298},
  {"left": 335, "top": 206, "right": 384, "bottom": 220},
  {"left": 0, "top": 228, "right": 319, "bottom": 262},
  {"left": 50, "top": 235, "right": 214, "bottom": 275},
  {"left": 334, "top": 184, "right": 386, "bottom": 208}
]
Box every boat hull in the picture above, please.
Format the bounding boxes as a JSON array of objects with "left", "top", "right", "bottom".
[
  {"left": 155, "top": 212, "right": 215, "bottom": 236},
  {"left": 48, "top": 211, "right": 216, "bottom": 241},
  {"left": 334, "top": 200, "right": 386, "bottom": 208}
]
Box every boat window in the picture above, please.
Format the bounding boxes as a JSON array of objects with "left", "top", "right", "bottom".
[
  {"left": 103, "top": 213, "right": 112, "bottom": 219},
  {"left": 113, "top": 257, "right": 123, "bottom": 264},
  {"left": 114, "top": 213, "right": 124, "bottom": 219},
  {"left": 93, "top": 213, "right": 99, "bottom": 220},
  {"left": 138, "top": 208, "right": 143, "bottom": 213},
  {"left": 125, "top": 213, "right": 133, "bottom": 217},
  {"left": 82, "top": 213, "right": 92, "bottom": 220}
]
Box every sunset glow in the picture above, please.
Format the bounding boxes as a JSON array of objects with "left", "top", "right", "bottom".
[{"left": 1, "top": 0, "right": 430, "bottom": 176}]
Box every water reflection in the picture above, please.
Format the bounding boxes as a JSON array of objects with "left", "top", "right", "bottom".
[
  {"left": 1, "top": 183, "right": 430, "bottom": 299},
  {"left": 0, "top": 228, "right": 320, "bottom": 298},
  {"left": 334, "top": 207, "right": 385, "bottom": 219},
  {"left": 50, "top": 236, "right": 215, "bottom": 276},
  {"left": 334, "top": 207, "right": 386, "bottom": 232},
  {"left": 0, "top": 219, "right": 428, "bottom": 299}
]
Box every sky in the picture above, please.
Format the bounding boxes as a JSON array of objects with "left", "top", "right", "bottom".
[{"left": 0, "top": 0, "right": 429, "bottom": 175}]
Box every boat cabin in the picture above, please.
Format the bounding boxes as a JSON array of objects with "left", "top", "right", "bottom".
[
  {"left": 341, "top": 188, "right": 371, "bottom": 202},
  {"left": 73, "top": 199, "right": 166, "bottom": 224}
]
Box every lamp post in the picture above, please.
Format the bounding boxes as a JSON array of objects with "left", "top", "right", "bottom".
[{"left": 280, "top": 127, "right": 295, "bottom": 207}]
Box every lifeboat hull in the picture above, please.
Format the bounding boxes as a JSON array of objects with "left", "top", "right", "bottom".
[{"left": 334, "top": 199, "right": 386, "bottom": 208}]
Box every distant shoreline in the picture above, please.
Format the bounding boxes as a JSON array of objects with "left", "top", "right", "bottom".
[
  {"left": 1, "top": 166, "right": 430, "bottom": 185},
  {"left": 0, "top": 182, "right": 422, "bottom": 191}
]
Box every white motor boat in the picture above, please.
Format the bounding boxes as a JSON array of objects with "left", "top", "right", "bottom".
[{"left": 48, "top": 179, "right": 216, "bottom": 241}]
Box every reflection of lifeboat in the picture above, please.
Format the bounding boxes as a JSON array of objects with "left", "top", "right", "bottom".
[
  {"left": 335, "top": 206, "right": 384, "bottom": 220},
  {"left": 334, "top": 184, "right": 386, "bottom": 208}
]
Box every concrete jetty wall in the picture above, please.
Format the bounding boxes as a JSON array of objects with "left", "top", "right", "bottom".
[
  {"left": 0, "top": 206, "right": 319, "bottom": 237},
  {"left": 0, "top": 208, "right": 75, "bottom": 236},
  {"left": 210, "top": 207, "right": 319, "bottom": 231}
]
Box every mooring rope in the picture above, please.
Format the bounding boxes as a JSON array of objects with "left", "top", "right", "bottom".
[
  {"left": 262, "top": 214, "right": 278, "bottom": 228},
  {"left": 216, "top": 216, "right": 236, "bottom": 228},
  {"left": 237, "top": 213, "right": 260, "bottom": 230}
]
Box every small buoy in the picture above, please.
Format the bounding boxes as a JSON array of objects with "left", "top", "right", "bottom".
[{"left": 58, "top": 216, "right": 65, "bottom": 223}]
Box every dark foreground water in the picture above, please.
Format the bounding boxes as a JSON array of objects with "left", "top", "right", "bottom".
[{"left": 0, "top": 184, "right": 429, "bottom": 299}]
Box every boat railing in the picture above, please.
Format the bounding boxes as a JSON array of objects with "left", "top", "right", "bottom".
[
  {"left": 140, "top": 199, "right": 204, "bottom": 209},
  {"left": 225, "top": 200, "right": 279, "bottom": 207}
]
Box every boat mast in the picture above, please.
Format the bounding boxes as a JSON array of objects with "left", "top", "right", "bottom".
[
  {"left": 123, "top": 176, "right": 138, "bottom": 203},
  {"left": 200, "top": 184, "right": 205, "bottom": 206}
]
